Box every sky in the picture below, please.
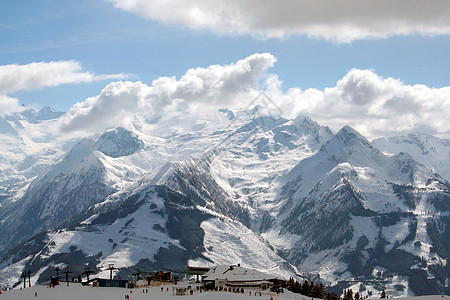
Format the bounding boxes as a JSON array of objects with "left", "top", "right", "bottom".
[{"left": 1, "top": 0, "right": 450, "bottom": 139}]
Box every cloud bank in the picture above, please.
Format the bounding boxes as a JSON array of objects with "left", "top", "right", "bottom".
[
  {"left": 108, "top": 0, "right": 450, "bottom": 42},
  {"left": 272, "top": 69, "right": 450, "bottom": 139},
  {"left": 0, "top": 61, "right": 129, "bottom": 114},
  {"left": 62, "top": 53, "right": 275, "bottom": 132},
  {"left": 62, "top": 53, "right": 450, "bottom": 139}
]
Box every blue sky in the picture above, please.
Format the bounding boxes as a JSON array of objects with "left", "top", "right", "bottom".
[{"left": 1, "top": 0, "right": 450, "bottom": 138}]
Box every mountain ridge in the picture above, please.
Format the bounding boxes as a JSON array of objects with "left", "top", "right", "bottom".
[{"left": 0, "top": 109, "right": 448, "bottom": 297}]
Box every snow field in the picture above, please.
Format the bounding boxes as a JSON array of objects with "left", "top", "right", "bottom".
[
  {"left": 190, "top": 217, "right": 296, "bottom": 280},
  {"left": 0, "top": 284, "right": 304, "bottom": 300},
  {"left": 3, "top": 284, "right": 447, "bottom": 300}
]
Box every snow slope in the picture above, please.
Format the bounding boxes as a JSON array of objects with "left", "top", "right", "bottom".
[
  {"left": 0, "top": 283, "right": 448, "bottom": 300},
  {"left": 0, "top": 108, "right": 448, "bottom": 297},
  {"left": 373, "top": 133, "right": 450, "bottom": 181},
  {"left": 0, "top": 108, "right": 73, "bottom": 203}
]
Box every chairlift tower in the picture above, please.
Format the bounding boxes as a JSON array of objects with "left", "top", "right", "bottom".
[
  {"left": 133, "top": 268, "right": 142, "bottom": 281},
  {"left": 27, "top": 270, "right": 31, "bottom": 287},
  {"left": 21, "top": 272, "right": 27, "bottom": 289},
  {"left": 106, "top": 263, "right": 118, "bottom": 280},
  {"left": 82, "top": 267, "right": 94, "bottom": 282},
  {"left": 63, "top": 267, "right": 72, "bottom": 286}
]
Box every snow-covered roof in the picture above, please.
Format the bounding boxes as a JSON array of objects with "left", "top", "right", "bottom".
[{"left": 203, "top": 265, "right": 278, "bottom": 282}]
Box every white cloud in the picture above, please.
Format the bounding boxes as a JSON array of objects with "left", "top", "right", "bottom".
[
  {"left": 61, "top": 81, "right": 147, "bottom": 133},
  {"left": 0, "top": 95, "right": 22, "bottom": 114},
  {"left": 61, "top": 53, "right": 450, "bottom": 140},
  {"left": 107, "top": 0, "right": 450, "bottom": 42},
  {"left": 0, "top": 61, "right": 131, "bottom": 115},
  {"left": 62, "top": 53, "right": 275, "bottom": 132},
  {"left": 0, "top": 61, "right": 129, "bottom": 94},
  {"left": 270, "top": 68, "right": 450, "bottom": 139}
]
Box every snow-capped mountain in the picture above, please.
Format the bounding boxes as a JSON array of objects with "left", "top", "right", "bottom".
[
  {"left": 0, "top": 127, "right": 146, "bottom": 254},
  {"left": 0, "top": 107, "right": 71, "bottom": 204},
  {"left": 0, "top": 108, "right": 448, "bottom": 297},
  {"left": 267, "top": 126, "right": 449, "bottom": 296},
  {"left": 373, "top": 133, "right": 450, "bottom": 181}
]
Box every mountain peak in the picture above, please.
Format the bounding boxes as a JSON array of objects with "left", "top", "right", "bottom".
[
  {"left": 292, "top": 115, "right": 317, "bottom": 128},
  {"left": 372, "top": 132, "right": 450, "bottom": 181},
  {"left": 338, "top": 125, "right": 359, "bottom": 136},
  {"left": 314, "top": 125, "right": 384, "bottom": 168},
  {"left": 334, "top": 125, "right": 370, "bottom": 146},
  {"left": 20, "top": 106, "right": 64, "bottom": 123},
  {"left": 293, "top": 114, "right": 312, "bottom": 123},
  {"left": 94, "top": 127, "right": 143, "bottom": 158},
  {"left": 406, "top": 131, "right": 450, "bottom": 147},
  {"left": 38, "top": 106, "right": 56, "bottom": 113},
  {"left": 236, "top": 115, "right": 287, "bottom": 133}
]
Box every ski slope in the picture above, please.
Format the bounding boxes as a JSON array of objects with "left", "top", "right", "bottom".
[{"left": 1, "top": 284, "right": 448, "bottom": 300}]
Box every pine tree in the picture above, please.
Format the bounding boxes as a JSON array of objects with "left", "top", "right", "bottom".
[
  {"left": 309, "top": 281, "right": 315, "bottom": 297},
  {"left": 344, "top": 289, "right": 354, "bottom": 300},
  {"left": 288, "top": 277, "right": 294, "bottom": 290},
  {"left": 314, "top": 283, "right": 326, "bottom": 299},
  {"left": 312, "top": 282, "right": 319, "bottom": 298},
  {"left": 293, "top": 280, "right": 301, "bottom": 293},
  {"left": 288, "top": 278, "right": 333, "bottom": 300},
  {"left": 355, "top": 291, "right": 360, "bottom": 300},
  {"left": 301, "top": 280, "right": 310, "bottom": 296},
  {"left": 287, "top": 277, "right": 303, "bottom": 294}
]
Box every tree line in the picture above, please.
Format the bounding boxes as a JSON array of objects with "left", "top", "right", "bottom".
[
  {"left": 287, "top": 277, "right": 338, "bottom": 300},
  {"left": 287, "top": 278, "right": 387, "bottom": 300}
]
